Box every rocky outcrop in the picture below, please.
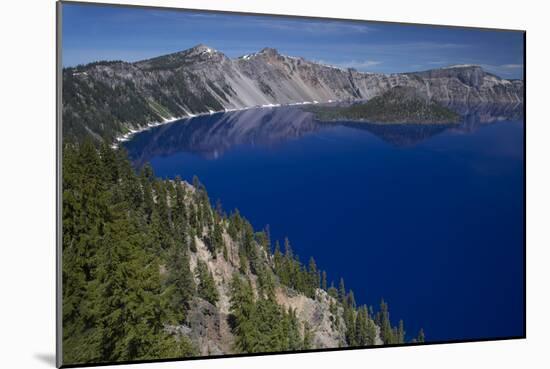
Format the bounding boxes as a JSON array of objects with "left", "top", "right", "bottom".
[
  {"left": 275, "top": 287, "right": 346, "bottom": 348},
  {"left": 62, "top": 45, "right": 523, "bottom": 143},
  {"left": 171, "top": 208, "right": 374, "bottom": 355},
  {"left": 403, "top": 66, "right": 524, "bottom": 105}
]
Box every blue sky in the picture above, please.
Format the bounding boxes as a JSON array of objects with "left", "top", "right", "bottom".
[{"left": 62, "top": 3, "right": 524, "bottom": 79}]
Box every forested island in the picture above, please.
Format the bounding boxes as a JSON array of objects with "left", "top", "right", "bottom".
[
  {"left": 62, "top": 141, "right": 424, "bottom": 364},
  {"left": 307, "top": 87, "right": 461, "bottom": 124}
]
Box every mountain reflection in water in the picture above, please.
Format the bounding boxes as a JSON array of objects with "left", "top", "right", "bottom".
[{"left": 123, "top": 103, "right": 523, "bottom": 166}]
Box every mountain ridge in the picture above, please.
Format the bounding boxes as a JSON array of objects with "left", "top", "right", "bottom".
[{"left": 62, "top": 44, "right": 524, "bottom": 143}]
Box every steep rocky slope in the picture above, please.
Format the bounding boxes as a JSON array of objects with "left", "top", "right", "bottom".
[
  {"left": 160, "top": 181, "right": 377, "bottom": 355},
  {"left": 174, "top": 228, "right": 361, "bottom": 355},
  {"left": 62, "top": 44, "right": 523, "bottom": 143}
]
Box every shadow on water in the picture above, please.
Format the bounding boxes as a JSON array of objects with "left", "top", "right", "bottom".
[
  {"left": 340, "top": 122, "right": 454, "bottom": 147},
  {"left": 123, "top": 102, "right": 523, "bottom": 165},
  {"left": 339, "top": 102, "right": 524, "bottom": 147}
]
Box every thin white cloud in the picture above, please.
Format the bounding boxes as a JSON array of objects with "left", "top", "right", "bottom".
[
  {"left": 500, "top": 64, "right": 523, "bottom": 69},
  {"left": 146, "top": 11, "right": 219, "bottom": 21},
  {"left": 316, "top": 59, "right": 382, "bottom": 71},
  {"left": 370, "top": 42, "right": 469, "bottom": 52},
  {"left": 248, "top": 18, "right": 374, "bottom": 35}
]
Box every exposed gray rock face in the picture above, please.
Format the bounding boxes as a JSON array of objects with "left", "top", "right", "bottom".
[
  {"left": 62, "top": 44, "right": 523, "bottom": 142},
  {"left": 159, "top": 208, "right": 372, "bottom": 355},
  {"left": 402, "top": 66, "right": 524, "bottom": 105},
  {"left": 179, "top": 298, "right": 233, "bottom": 356}
]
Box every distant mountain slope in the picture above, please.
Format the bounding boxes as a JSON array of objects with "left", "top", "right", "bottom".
[{"left": 62, "top": 44, "right": 524, "bottom": 143}]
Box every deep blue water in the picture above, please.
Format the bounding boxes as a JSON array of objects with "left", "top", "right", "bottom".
[{"left": 124, "top": 106, "right": 525, "bottom": 343}]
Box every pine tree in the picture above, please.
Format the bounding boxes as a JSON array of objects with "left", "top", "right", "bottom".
[
  {"left": 264, "top": 225, "right": 271, "bottom": 252},
  {"left": 327, "top": 281, "right": 338, "bottom": 299},
  {"left": 227, "top": 209, "right": 241, "bottom": 240},
  {"left": 172, "top": 176, "right": 187, "bottom": 230},
  {"left": 377, "top": 299, "right": 394, "bottom": 344},
  {"left": 140, "top": 164, "right": 155, "bottom": 222},
  {"left": 343, "top": 299, "right": 356, "bottom": 346},
  {"left": 417, "top": 328, "right": 425, "bottom": 343},
  {"left": 165, "top": 241, "right": 195, "bottom": 323},
  {"left": 285, "top": 307, "right": 302, "bottom": 350},
  {"left": 397, "top": 320, "right": 405, "bottom": 344},
  {"left": 302, "top": 322, "right": 313, "bottom": 349},
  {"left": 189, "top": 228, "right": 197, "bottom": 253},
  {"left": 347, "top": 290, "right": 356, "bottom": 310},
  {"left": 308, "top": 257, "right": 320, "bottom": 297},
  {"left": 99, "top": 141, "right": 119, "bottom": 184},
  {"left": 242, "top": 222, "right": 258, "bottom": 273},
  {"left": 212, "top": 220, "right": 223, "bottom": 254},
  {"left": 366, "top": 318, "right": 378, "bottom": 345},
  {"left": 273, "top": 241, "right": 283, "bottom": 278},
  {"left": 256, "top": 264, "right": 275, "bottom": 298},
  {"left": 215, "top": 198, "right": 224, "bottom": 218},
  {"left": 329, "top": 299, "right": 339, "bottom": 330},
  {"left": 251, "top": 297, "right": 285, "bottom": 352},
  {"left": 229, "top": 274, "right": 256, "bottom": 352},
  {"left": 255, "top": 229, "right": 270, "bottom": 254},
  {"left": 196, "top": 260, "right": 219, "bottom": 305},
  {"left": 284, "top": 237, "right": 293, "bottom": 259},
  {"left": 338, "top": 278, "right": 346, "bottom": 304},
  {"left": 154, "top": 181, "right": 170, "bottom": 230},
  {"left": 354, "top": 306, "right": 369, "bottom": 346},
  {"left": 239, "top": 252, "right": 249, "bottom": 274}
]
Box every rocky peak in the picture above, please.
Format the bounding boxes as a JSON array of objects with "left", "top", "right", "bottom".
[
  {"left": 188, "top": 43, "right": 217, "bottom": 55},
  {"left": 179, "top": 44, "right": 228, "bottom": 65},
  {"left": 258, "top": 47, "right": 280, "bottom": 56},
  {"left": 237, "top": 48, "right": 284, "bottom": 64},
  {"left": 183, "top": 44, "right": 224, "bottom": 58},
  {"left": 132, "top": 44, "right": 227, "bottom": 70},
  {"left": 255, "top": 47, "right": 283, "bottom": 60}
]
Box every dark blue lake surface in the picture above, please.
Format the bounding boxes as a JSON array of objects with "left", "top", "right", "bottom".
[{"left": 124, "top": 106, "right": 525, "bottom": 343}]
